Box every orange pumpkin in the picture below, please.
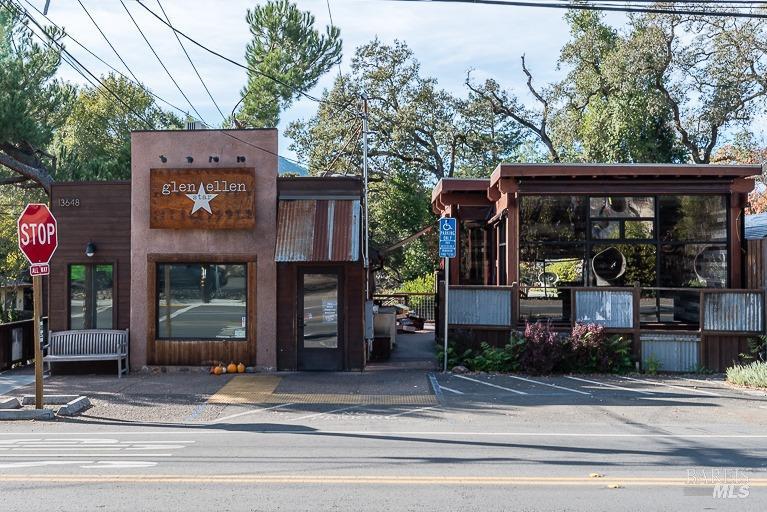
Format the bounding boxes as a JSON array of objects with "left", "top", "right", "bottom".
[
  {"left": 213, "top": 366, "right": 223, "bottom": 376},
  {"left": 227, "top": 362, "right": 238, "bottom": 374},
  {"left": 237, "top": 363, "right": 246, "bottom": 373}
]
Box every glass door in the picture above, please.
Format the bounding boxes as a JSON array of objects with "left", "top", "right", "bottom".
[{"left": 299, "top": 271, "right": 343, "bottom": 371}]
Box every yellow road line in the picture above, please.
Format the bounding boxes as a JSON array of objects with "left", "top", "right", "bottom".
[{"left": 1, "top": 475, "right": 766, "bottom": 486}]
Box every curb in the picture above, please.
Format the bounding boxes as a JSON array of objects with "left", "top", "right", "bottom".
[
  {"left": 0, "top": 396, "right": 21, "bottom": 409},
  {"left": 57, "top": 396, "right": 91, "bottom": 417},
  {"left": 21, "top": 395, "right": 79, "bottom": 406},
  {"left": 0, "top": 408, "right": 55, "bottom": 421}
]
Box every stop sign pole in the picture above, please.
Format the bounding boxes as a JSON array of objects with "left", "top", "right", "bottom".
[{"left": 17, "top": 203, "right": 58, "bottom": 409}]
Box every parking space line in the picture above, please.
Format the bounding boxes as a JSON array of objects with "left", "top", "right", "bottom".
[
  {"left": 506, "top": 375, "right": 591, "bottom": 396},
  {"left": 564, "top": 376, "right": 653, "bottom": 395},
  {"left": 439, "top": 385, "right": 465, "bottom": 395},
  {"left": 386, "top": 406, "right": 441, "bottom": 418},
  {"left": 213, "top": 403, "right": 295, "bottom": 423},
  {"left": 454, "top": 375, "right": 528, "bottom": 395},
  {"left": 616, "top": 376, "right": 721, "bottom": 397},
  {"left": 288, "top": 405, "right": 362, "bottom": 421}
]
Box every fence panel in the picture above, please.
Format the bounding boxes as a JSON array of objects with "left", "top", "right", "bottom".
[
  {"left": 702, "top": 291, "right": 764, "bottom": 333},
  {"left": 448, "top": 287, "right": 513, "bottom": 327},
  {"left": 574, "top": 289, "right": 634, "bottom": 328},
  {"left": 641, "top": 333, "right": 700, "bottom": 372}
]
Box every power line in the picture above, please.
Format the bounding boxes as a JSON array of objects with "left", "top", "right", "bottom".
[
  {"left": 21, "top": 0, "right": 193, "bottom": 119},
  {"left": 76, "top": 0, "right": 141, "bottom": 85},
  {"left": 155, "top": 0, "right": 227, "bottom": 123},
  {"left": 133, "top": 0, "right": 354, "bottom": 115},
  {"left": 387, "top": 0, "right": 767, "bottom": 19},
  {"left": 119, "top": 0, "right": 208, "bottom": 124},
  {"left": 3, "top": 0, "right": 156, "bottom": 130}
]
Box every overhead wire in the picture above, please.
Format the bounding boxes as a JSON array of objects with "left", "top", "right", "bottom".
[
  {"left": 21, "top": 0, "right": 193, "bottom": 119},
  {"left": 386, "top": 0, "right": 767, "bottom": 19},
  {"left": 155, "top": 0, "right": 227, "bottom": 123},
  {"left": 119, "top": 0, "right": 208, "bottom": 124}
]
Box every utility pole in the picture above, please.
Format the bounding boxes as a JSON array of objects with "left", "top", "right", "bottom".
[{"left": 361, "top": 93, "right": 372, "bottom": 353}]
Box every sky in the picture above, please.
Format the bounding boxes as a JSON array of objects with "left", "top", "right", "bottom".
[{"left": 20, "top": 0, "right": 763, "bottom": 164}]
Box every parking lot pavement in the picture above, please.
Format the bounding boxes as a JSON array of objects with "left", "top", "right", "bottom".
[{"left": 432, "top": 372, "right": 767, "bottom": 407}]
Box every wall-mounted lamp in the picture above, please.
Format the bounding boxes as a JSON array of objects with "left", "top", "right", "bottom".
[
  {"left": 186, "top": 156, "right": 194, "bottom": 163},
  {"left": 159, "top": 155, "right": 167, "bottom": 163},
  {"left": 85, "top": 242, "right": 97, "bottom": 258},
  {"left": 237, "top": 156, "right": 246, "bottom": 163},
  {"left": 208, "top": 156, "right": 219, "bottom": 163}
]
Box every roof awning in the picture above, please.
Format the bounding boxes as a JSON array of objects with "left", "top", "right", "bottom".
[{"left": 275, "top": 199, "right": 361, "bottom": 262}]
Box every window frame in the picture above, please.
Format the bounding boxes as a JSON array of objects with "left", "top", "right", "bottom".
[
  {"left": 154, "top": 261, "right": 249, "bottom": 342},
  {"left": 67, "top": 262, "right": 117, "bottom": 330}
]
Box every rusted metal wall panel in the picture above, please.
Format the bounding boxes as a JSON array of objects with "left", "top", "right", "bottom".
[
  {"left": 448, "top": 287, "right": 513, "bottom": 326},
  {"left": 275, "top": 200, "right": 316, "bottom": 262},
  {"left": 574, "top": 290, "right": 633, "bottom": 328},
  {"left": 702, "top": 292, "right": 764, "bottom": 333},
  {"left": 641, "top": 334, "right": 700, "bottom": 372}
]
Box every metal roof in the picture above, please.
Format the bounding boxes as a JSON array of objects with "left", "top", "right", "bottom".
[
  {"left": 275, "top": 199, "right": 361, "bottom": 262},
  {"left": 745, "top": 212, "right": 767, "bottom": 240}
]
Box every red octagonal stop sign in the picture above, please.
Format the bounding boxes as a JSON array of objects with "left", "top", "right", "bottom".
[{"left": 17, "top": 203, "right": 58, "bottom": 276}]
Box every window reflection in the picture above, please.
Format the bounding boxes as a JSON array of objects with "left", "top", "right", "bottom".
[
  {"left": 69, "top": 264, "right": 113, "bottom": 330},
  {"left": 658, "top": 196, "right": 727, "bottom": 241},
  {"left": 519, "top": 196, "right": 587, "bottom": 241},
  {"left": 156, "top": 263, "right": 247, "bottom": 340},
  {"left": 659, "top": 244, "right": 727, "bottom": 288},
  {"left": 590, "top": 197, "right": 654, "bottom": 218}
]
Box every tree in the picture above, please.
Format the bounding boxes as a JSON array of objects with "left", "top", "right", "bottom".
[
  {"left": 0, "top": 4, "right": 72, "bottom": 193},
  {"left": 237, "top": 0, "right": 342, "bottom": 128},
  {"left": 55, "top": 74, "right": 182, "bottom": 181},
  {"left": 287, "top": 40, "right": 526, "bottom": 283},
  {"left": 469, "top": 7, "right": 767, "bottom": 165}
]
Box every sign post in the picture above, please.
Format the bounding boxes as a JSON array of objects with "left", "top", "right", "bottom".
[
  {"left": 17, "top": 204, "right": 58, "bottom": 409},
  {"left": 439, "top": 217, "right": 457, "bottom": 373}
]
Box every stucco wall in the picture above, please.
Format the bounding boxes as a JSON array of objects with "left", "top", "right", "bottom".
[{"left": 129, "top": 129, "right": 278, "bottom": 369}]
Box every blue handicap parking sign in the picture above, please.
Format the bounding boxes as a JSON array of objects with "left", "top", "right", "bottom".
[{"left": 439, "top": 217, "right": 457, "bottom": 258}]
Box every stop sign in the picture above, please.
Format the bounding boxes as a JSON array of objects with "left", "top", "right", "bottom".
[{"left": 17, "top": 203, "right": 58, "bottom": 276}]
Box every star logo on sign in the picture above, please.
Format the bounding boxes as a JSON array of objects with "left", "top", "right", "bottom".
[{"left": 186, "top": 182, "right": 218, "bottom": 214}]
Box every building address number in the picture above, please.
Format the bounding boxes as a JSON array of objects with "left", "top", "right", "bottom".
[{"left": 58, "top": 198, "right": 80, "bottom": 207}]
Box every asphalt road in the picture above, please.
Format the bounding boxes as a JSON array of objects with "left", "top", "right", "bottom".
[{"left": 1, "top": 373, "right": 766, "bottom": 511}]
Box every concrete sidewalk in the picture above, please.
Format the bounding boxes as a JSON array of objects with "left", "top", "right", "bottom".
[{"left": 0, "top": 367, "right": 39, "bottom": 396}]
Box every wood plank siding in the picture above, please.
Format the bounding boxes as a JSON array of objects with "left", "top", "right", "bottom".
[{"left": 49, "top": 182, "right": 131, "bottom": 332}]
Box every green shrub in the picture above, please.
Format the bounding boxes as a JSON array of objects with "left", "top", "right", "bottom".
[
  {"left": 467, "top": 338, "right": 524, "bottom": 373},
  {"left": 727, "top": 361, "right": 767, "bottom": 389},
  {"left": 435, "top": 342, "right": 474, "bottom": 369},
  {"left": 567, "top": 323, "right": 632, "bottom": 374},
  {"left": 644, "top": 355, "right": 662, "bottom": 375}
]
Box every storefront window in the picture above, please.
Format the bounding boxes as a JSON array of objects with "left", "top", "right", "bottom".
[
  {"left": 69, "top": 264, "right": 113, "bottom": 329},
  {"left": 156, "top": 263, "right": 247, "bottom": 340},
  {"left": 517, "top": 193, "right": 729, "bottom": 324}
]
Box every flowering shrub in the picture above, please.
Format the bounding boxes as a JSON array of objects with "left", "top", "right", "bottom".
[
  {"left": 568, "top": 323, "right": 632, "bottom": 373},
  {"left": 521, "top": 321, "right": 565, "bottom": 374}
]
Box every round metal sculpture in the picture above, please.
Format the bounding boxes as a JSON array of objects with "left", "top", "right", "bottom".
[
  {"left": 591, "top": 246, "right": 627, "bottom": 286},
  {"left": 694, "top": 246, "right": 726, "bottom": 287},
  {"left": 539, "top": 271, "right": 559, "bottom": 287}
]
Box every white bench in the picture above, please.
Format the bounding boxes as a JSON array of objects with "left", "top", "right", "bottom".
[{"left": 44, "top": 329, "right": 129, "bottom": 378}]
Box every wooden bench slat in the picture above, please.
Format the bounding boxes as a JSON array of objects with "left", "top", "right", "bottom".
[{"left": 45, "top": 329, "right": 129, "bottom": 377}]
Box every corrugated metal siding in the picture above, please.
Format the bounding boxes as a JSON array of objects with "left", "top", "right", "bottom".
[
  {"left": 574, "top": 290, "right": 633, "bottom": 328},
  {"left": 745, "top": 212, "right": 767, "bottom": 240},
  {"left": 448, "top": 287, "right": 513, "bottom": 326},
  {"left": 702, "top": 292, "right": 764, "bottom": 332},
  {"left": 275, "top": 200, "right": 360, "bottom": 262},
  {"left": 641, "top": 334, "right": 700, "bottom": 372}
]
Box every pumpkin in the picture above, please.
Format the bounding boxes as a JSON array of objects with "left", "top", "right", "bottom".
[
  {"left": 227, "top": 362, "right": 238, "bottom": 374},
  {"left": 213, "top": 366, "right": 223, "bottom": 376},
  {"left": 237, "top": 363, "right": 246, "bottom": 373}
]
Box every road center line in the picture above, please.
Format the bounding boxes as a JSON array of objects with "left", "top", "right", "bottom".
[
  {"left": 454, "top": 375, "right": 528, "bottom": 395},
  {"left": 505, "top": 375, "right": 591, "bottom": 396},
  {"left": 213, "top": 403, "right": 295, "bottom": 423},
  {"left": 564, "top": 376, "right": 653, "bottom": 395},
  {"left": 616, "top": 376, "right": 721, "bottom": 397}
]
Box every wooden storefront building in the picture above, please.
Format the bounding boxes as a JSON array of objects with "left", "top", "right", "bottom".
[
  {"left": 432, "top": 163, "right": 765, "bottom": 372},
  {"left": 48, "top": 129, "right": 365, "bottom": 372}
]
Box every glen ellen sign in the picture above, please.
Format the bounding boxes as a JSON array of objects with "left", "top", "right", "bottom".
[{"left": 150, "top": 168, "right": 255, "bottom": 229}]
